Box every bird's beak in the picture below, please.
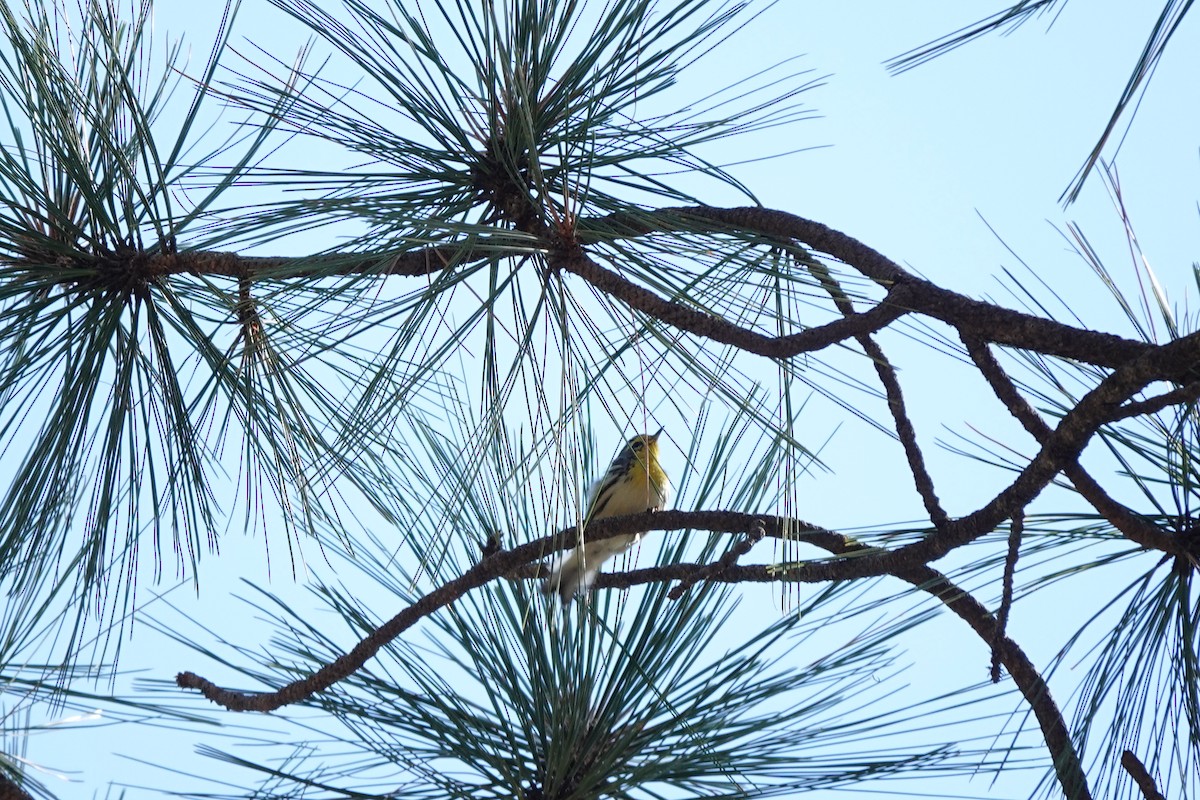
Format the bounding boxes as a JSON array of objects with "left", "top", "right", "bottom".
[{"left": 651, "top": 427, "right": 663, "bottom": 442}]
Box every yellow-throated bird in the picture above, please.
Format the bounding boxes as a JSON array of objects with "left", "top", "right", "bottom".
[{"left": 543, "top": 429, "right": 669, "bottom": 603}]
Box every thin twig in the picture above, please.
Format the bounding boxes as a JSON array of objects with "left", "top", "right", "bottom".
[
  {"left": 861, "top": 334, "right": 949, "bottom": 527},
  {"left": 667, "top": 517, "right": 766, "bottom": 600},
  {"left": 1113, "top": 381, "right": 1200, "bottom": 422},
  {"left": 805, "top": 259, "right": 949, "bottom": 527},
  {"left": 993, "top": 509, "right": 1022, "bottom": 683},
  {"left": 551, "top": 246, "right": 911, "bottom": 358}
]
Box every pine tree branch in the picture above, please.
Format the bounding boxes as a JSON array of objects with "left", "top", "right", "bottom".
[
  {"left": 173, "top": 511, "right": 877, "bottom": 711},
  {"left": 1111, "top": 381, "right": 1200, "bottom": 422},
  {"left": 1121, "top": 750, "right": 1166, "bottom": 800},
  {"left": 546, "top": 243, "right": 913, "bottom": 356},
  {"left": 993, "top": 509, "right": 1023, "bottom": 683},
  {"left": 141, "top": 244, "right": 501, "bottom": 279},
  {"left": 577, "top": 206, "right": 1154, "bottom": 368},
  {"left": 600, "top": 556, "right": 1091, "bottom": 800},
  {"left": 176, "top": 498, "right": 1175, "bottom": 707},
  {"left": 42, "top": 206, "right": 1154, "bottom": 373},
  {"left": 176, "top": 507, "right": 1091, "bottom": 799},
  {"left": 963, "top": 335, "right": 1179, "bottom": 554},
  {"left": 805, "top": 259, "right": 949, "bottom": 527}
]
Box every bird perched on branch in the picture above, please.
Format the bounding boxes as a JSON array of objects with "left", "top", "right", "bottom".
[{"left": 543, "top": 429, "right": 669, "bottom": 603}]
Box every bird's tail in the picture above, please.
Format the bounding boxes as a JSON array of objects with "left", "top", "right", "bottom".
[
  {"left": 541, "top": 550, "right": 598, "bottom": 604},
  {"left": 542, "top": 536, "right": 638, "bottom": 604}
]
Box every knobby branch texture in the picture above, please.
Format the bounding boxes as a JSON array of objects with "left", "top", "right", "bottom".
[{"left": 166, "top": 205, "right": 1200, "bottom": 800}]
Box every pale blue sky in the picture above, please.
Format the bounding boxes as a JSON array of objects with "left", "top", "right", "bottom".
[{"left": 27, "top": 1, "right": 1200, "bottom": 798}]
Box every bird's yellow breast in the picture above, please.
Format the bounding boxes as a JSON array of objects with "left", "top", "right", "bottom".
[{"left": 603, "top": 451, "right": 668, "bottom": 518}]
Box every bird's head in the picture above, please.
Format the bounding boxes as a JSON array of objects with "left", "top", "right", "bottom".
[{"left": 626, "top": 428, "right": 663, "bottom": 461}]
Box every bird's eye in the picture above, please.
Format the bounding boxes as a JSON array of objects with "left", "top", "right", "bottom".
[{"left": 632, "top": 441, "right": 643, "bottom": 450}]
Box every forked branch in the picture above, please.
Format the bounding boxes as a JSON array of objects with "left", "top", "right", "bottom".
[
  {"left": 178, "top": 510, "right": 1090, "bottom": 799},
  {"left": 160, "top": 205, "right": 1200, "bottom": 800}
]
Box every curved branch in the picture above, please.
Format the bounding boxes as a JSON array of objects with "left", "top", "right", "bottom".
[
  {"left": 173, "top": 511, "right": 891, "bottom": 711},
  {"left": 881, "top": 331, "right": 1200, "bottom": 568},
  {"left": 993, "top": 509, "right": 1022, "bottom": 683},
  {"left": 579, "top": 206, "right": 1153, "bottom": 369},
  {"left": 175, "top": 508, "right": 1092, "bottom": 799},
  {"left": 598, "top": 557, "right": 1090, "bottom": 800},
  {"left": 860, "top": 332, "right": 949, "bottom": 526},
  {"left": 114, "top": 206, "right": 1153, "bottom": 375},
  {"left": 963, "top": 335, "right": 1179, "bottom": 554},
  {"left": 176, "top": 531, "right": 569, "bottom": 711},
  {"left": 177, "top": 502, "right": 1179, "bottom": 711},
  {"left": 1113, "top": 380, "right": 1200, "bottom": 422},
  {"left": 805, "top": 259, "right": 949, "bottom": 527},
  {"left": 549, "top": 246, "right": 911, "bottom": 357},
  {"left": 911, "top": 565, "right": 1088, "bottom": 800}
]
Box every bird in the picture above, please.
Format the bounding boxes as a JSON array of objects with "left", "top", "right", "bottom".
[{"left": 543, "top": 429, "right": 669, "bottom": 603}]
